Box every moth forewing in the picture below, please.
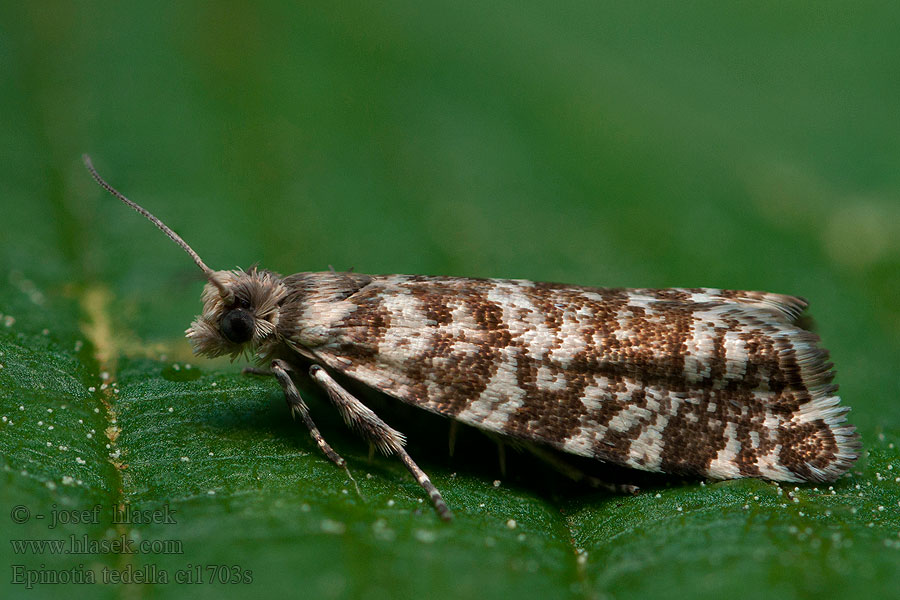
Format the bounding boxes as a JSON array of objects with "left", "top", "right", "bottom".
[
  {"left": 85, "top": 155, "right": 860, "bottom": 521},
  {"left": 290, "top": 276, "right": 860, "bottom": 484}
]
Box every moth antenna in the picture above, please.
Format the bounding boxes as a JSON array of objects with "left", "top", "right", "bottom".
[{"left": 82, "top": 155, "right": 234, "bottom": 304}]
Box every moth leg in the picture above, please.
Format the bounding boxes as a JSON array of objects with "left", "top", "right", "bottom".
[
  {"left": 496, "top": 440, "right": 507, "bottom": 477},
  {"left": 242, "top": 366, "right": 273, "bottom": 376},
  {"left": 448, "top": 421, "right": 459, "bottom": 457},
  {"left": 525, "top": 444, "right": 640, "bottom": 495},
  {"left": 309, "top": 365, "right": 454, "bottom": 521},
  {"left": 269, "top": 360, "right": 346, "bottom": 469}
]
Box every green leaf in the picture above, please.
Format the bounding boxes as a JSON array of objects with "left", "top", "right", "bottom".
[{"left": 2, "top": 3, "right": 899, "bottom": 599}]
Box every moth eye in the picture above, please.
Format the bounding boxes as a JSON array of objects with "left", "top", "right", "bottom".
[{"left": 220, "top": 308, "right": 255, "bottom": 344}]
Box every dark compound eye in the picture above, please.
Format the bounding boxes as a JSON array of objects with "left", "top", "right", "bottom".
[{"left": 220, "top": 308, "right": 255, "bottom": 344}]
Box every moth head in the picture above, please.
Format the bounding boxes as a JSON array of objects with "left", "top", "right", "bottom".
[
  {"left": 185, "top": 267, "right": 287, "bottom": 359},
  {"left": 83, "top": 155, "right": 287, "bottom": 359}
]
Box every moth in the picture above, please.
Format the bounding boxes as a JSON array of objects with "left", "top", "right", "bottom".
[{"left": 84, "top": 155, "right": 859, "bottom": 521}]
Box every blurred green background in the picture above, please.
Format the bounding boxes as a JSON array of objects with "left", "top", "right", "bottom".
[{"left": 1, "top": 3, "right": 899, "bottom": 599}]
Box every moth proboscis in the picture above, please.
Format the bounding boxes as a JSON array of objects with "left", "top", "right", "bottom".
[{"left": 84, "top": 155, "right": 860, "bottom": 521}]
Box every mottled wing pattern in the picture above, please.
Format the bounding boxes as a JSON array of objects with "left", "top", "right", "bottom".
[{"left": 285, "top": 274, "right": 859, "bottom": 483}]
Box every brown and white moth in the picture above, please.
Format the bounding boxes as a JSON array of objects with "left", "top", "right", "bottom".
[{"left": 84, "top": 155, "right": 860, "bottom": 521}]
